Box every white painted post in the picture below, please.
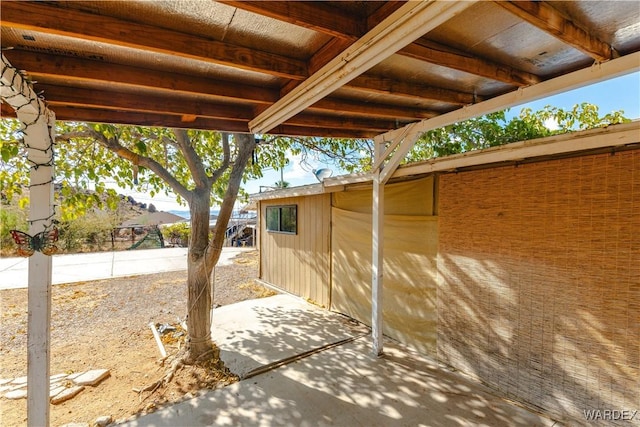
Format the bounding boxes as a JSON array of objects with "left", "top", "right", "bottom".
[
  {"left": 371, "top": 138, "right": 385, "bottom": 356},
  {"left": 25, "top": 109, "right": 56, "bottom": 427},
  {"left": 1, "top": 53, "right": 55, "bottom": 427}
]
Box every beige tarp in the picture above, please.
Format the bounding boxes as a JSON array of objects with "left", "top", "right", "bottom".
[{"left": 331, "top": 177, "right": 438, "bottom": 354}]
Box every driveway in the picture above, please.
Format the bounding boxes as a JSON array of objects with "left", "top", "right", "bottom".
[
  {"left": 117, "top": 295, "right": 559, "bottom": 427},
  {"left": 0, "top": 247, "right": 253, "bottom": 290}
]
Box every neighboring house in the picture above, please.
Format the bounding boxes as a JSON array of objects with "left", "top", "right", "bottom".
[{"left": 251, "top": 121, "right": 640, "bottom": 426}]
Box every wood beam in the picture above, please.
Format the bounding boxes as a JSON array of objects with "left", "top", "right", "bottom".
[
  {"left": 51, "top": 106, "right": 251, "bottom": 132},
  {"left": 495, "top": 1, "right": 613, "bottom": 62},
  {"left": 250, "top": 1, "right": 477, "bottom": 134},
  {"left": 219, "top": 1, "right": 365, "bottom": 39},
  {"left": 287, "top": 71, "right": 477, "bottom": 107},
  {"left": 379, "top": 51, "right": 640, "bottom": 144},
  {"left": 394, "top": 121, "right": 640, "bottom": 179},
  {"left": 38, "top": 84, "right": 254, "bottom": 121},
  {"left": 5, "top": 51, "right": 277, "bottom": 104},
  {"left": 379, "top": 125, "right": 422, "bottom": 184},
  {"left": 367, "top": 2, "right": 408, "bottom": 31},
  {"left": 225, "top": 0, "right": 538, "bottom": 87},
  {"left": 39, "top": 83, "right": 404, "bottom": 133},
  {"left": 262, "top": 124, "right": 377, "bottom": 139},
  {"left": 349, "top": 75, "right": 478, "bottom": 106},
  {"left": 7, "top": 51, "right": 435, "bottom": 123},
  {"left": 310, "top": 97, "right": 437, "bottom": 121},
  {"left": 1, "top": 1, "right": 308, "bottom": 80},
  {"left": 286, "top": 112, "right": 405, "bottom": 133},
  {"left": 400, "top": 40, "right": 541, "bottom": 86},
  {"left": 49, "top": 106, "right": 375, "bottom": 138}
]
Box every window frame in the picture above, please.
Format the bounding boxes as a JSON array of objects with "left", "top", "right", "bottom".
[{"left": 265, "top": 205, "right": 297, "bottom": 235}]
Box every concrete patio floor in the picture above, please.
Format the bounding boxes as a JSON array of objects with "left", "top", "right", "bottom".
[{"left": 118, "top": 295, "right": 559, "bottom": 427}]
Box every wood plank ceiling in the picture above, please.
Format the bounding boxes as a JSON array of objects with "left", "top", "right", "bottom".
[{"left": 1, "top": 1, "right": 639, "bottom": 138}]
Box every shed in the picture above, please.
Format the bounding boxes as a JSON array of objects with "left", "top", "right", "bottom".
[{"left": 252, "top": 121, "right": 640, "bottom": 426}]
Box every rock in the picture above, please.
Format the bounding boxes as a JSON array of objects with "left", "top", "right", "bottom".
[
  {"left": 8, "top": 382, "right": 27, "bottom": 391},
  {"left": 50, "top": 373, "right": 68, "bottom": 383},
  {"left": 66, "top": 372, "right": 82, "bottom": 380},
  {"left": 49, "top": 384, "right": 67, "bottom": 398},
  {"left": 72, "top": 369, "right": 110, "bottom": 386},
  {"left": 94, "top": 415, "right": 112, "bottom": 427},
  {"left": 11, "top": 375, "right": 27, "bottom": 385},
  {"left": 0, "top": 378, "right": 12, "bottom": 386},
  {"left": 5, "top": 388, "right": 27, "bottom": 399},
  {"left": 50, "top": 385, "right": 84, "bottom": 404}
]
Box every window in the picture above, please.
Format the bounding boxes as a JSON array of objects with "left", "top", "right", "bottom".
[{"left": 265, "top": 205, "right": 297, "bottom": 234}]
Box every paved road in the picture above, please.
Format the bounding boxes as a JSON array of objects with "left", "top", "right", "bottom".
[{"left": 0, "top": 247, "right": 253, "bottom": 290}]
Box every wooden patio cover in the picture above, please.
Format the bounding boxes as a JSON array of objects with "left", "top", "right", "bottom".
[{"left": 2, "top": 1, "right": 639, "bottom": 139}]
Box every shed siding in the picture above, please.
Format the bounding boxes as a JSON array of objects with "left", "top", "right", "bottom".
[
  {"left": 260, "top": 194, "right": 331, "bottom": 307},
  {"left": 331, "top": 177, "right": 438, "bottom": 355},
  {"left": 437, "top": 149, "right": 640, "bottom": 425}
]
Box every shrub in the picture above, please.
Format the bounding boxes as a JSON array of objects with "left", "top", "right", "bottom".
[{"left": 161, "top": 222, "right": 190, "bottom": 247}]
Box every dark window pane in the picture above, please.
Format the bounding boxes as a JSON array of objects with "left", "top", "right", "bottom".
[
  {"left": 280, "top": 206, "right": 297, "bottom": 233},
  {"left": 266, "top": 206, "right": 279, "bottom": 231}
]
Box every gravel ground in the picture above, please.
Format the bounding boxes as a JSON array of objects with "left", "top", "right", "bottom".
[{"left": 0, "top": 249, "right": 269, "bottom": 426}]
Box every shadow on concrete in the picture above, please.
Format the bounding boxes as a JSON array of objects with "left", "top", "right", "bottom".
[{"left": 118, "top": 295, "right": 556, "bottom": 427}]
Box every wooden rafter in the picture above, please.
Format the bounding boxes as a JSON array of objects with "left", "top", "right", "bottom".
[
  {"left": 32, "top": 105, "right": 378, "bottom": 138},
  {"left": 48, "top": 106, "right": 250, "bottom": 131},
  {"left": 309, "top": 97, "right": 438, "bottom": 121},
  {"left": 38, "top": 84, "right": 254, "bottom": 121},
  {"left": 495, "top": 1, "right": 613, "bottom": 61},
  {"left": 0, "top": 1, "right": 309, "bottom": 80},
  {"left": 349, "top": 75, "right": 479, "bottom": 106},
  {"left": 218, "top": 1, "right": 366, "bottom": 39},
  {"left": 36, "top": 83, "right": 400, "bottom": 133},
  {"left": 224, "top": 0, "right": 539, "bottom": 87},
  {"left": 401, "top": 40, "right": 541, "bottom": 86},
  {"left": 5, "top": 50, "right": 437, "bottom": 123},
  {"left": 3, "top": 52, "right": 278, "bottom": 104}
]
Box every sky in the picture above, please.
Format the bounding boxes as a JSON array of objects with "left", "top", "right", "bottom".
[{"left": 114, "top": 71, "right": 640, "bottom": 213}]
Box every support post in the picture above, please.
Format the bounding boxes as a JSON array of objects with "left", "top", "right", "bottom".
[
  {"left": 371, "top": 137, "right": 385, "bottom": 356},
  {"left": 370, "top": 129, "right": 422, "bottom": 356},
  {"left": 25, "top": 109, "right": 56, "bottom": 427},
  {"left": 2, "top": 53, "right": 56, "bottom": 427}
]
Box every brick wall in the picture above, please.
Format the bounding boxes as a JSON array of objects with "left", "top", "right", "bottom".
[{"left": 437, "top": 149, "right": 639, "bottom": 425}]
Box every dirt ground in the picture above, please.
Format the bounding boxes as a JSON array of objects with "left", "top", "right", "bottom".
[{"left": 0, "top": 250, "right": 272, "bottom": 426}]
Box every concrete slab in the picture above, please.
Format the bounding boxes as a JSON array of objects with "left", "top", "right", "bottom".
[
  {"left": 118, "top": 296, "right": 558, "bottom": 427},
  {"left": 117, "top": 337, "right": 556, "bottom": 427},
  {"left": 211, "top": 295, "right": 369, "bottom": 378},
  {"left": 0, "top": 247, "right": 253, "bottom": 290}
]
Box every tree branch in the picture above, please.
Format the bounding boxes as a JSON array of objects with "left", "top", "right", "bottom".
[
  {"left": 206, "top": 133, "right": 254, "bottom": 264},
  {"left": 58, "top": 128, "right": 192, "bottom": 201},
  {"left": 209, "top": 132, "right": 231, "bottom": 183},
  {"left": 173, "top": 128, "right": 210, "bottom": 188}
]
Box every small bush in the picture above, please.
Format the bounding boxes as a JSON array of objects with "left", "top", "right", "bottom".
[{"left": 161, "top": 222, "right": 190, "bottom": 247}]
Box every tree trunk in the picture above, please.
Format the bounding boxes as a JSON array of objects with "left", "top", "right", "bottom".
[
  {"left": 185, "top": 189, "right": 215, "bottom": 360},
  {"left": 207, "top": 133, "right": 256, "bottom": 262},
  {"left": 184, "top": 133, "right": 255, "bottom": 361}
]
